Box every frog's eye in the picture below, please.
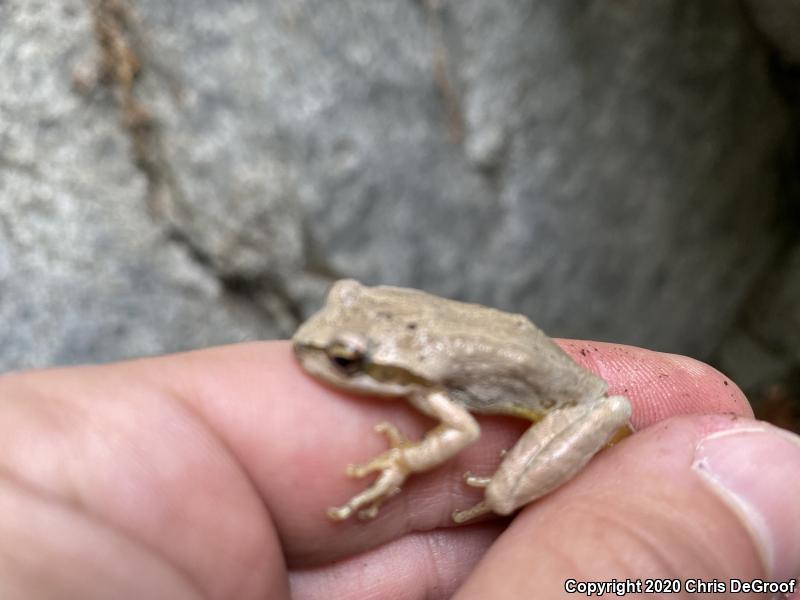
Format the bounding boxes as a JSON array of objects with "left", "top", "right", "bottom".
[{"left": 327, "top": 338, "right": 366, "bottom": 375}]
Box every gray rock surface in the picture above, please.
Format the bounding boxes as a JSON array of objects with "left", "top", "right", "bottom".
[
  {"left": 133, "top": 0, "right": 788, "bottom": 357},
  {"left": 745, "top": 0, "right": 800, "bottom": 64},
  {"left": 0, "top": 0, "right": 275, "bottom": 369},
  {"left": 713, "top": 241, "right": 800, "bottom": 427},
  {"left": 0, "top": 0, "right": 795, "bottom": 371}
]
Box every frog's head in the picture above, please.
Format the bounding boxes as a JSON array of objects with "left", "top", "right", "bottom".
[{"left": 292, "top": 279, "right": 430, "bottom": 397}]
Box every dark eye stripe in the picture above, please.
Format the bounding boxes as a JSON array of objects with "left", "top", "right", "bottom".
[{"left": 330, "top": 353, "right": 363, "bottom": 375}]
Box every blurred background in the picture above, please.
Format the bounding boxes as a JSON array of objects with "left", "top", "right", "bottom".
[{"left": 1, "top": 1, "right": 798, "bottom": 432}]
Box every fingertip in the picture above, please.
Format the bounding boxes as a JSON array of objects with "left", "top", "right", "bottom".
[
  {"left": 557, "top": 340, "right": 753, "bottom": 427},
  {"left": 692, "top": 421, "right": 800, "bottom": 580},
  {"left": 457, "top": 414, "right": 791, "bottom": 598}
]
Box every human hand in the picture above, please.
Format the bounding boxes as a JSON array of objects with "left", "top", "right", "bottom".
[{"left": 0, "top": 341, "right": 797, "bottom": 599}]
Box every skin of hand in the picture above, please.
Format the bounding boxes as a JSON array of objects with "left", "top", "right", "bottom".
[{"left": 0, "top": 340, "right": 798, "bottom": 600}]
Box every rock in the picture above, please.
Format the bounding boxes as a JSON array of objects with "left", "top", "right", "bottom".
[
  {"left": 744, "top": 0, "right": 800, "bottom": 64},
  {"left": 713, "top": 243, "right": 800, "bottom": 428},
  {"left": 0, "top": 0, "right": 792, "bottom": 370},
  {"left": 134, "top": 0, "right": 788, "bottom": 356},
  {"left": 0, "top": 0, "right": 277, "bottom": 370}
]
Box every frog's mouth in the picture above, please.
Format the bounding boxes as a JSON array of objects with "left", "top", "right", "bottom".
[{"left": 293, "top": 343, "right": 422, "bottom": 398}]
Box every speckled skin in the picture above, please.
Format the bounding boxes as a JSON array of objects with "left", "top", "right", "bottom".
[{"left": 293, "top": 280, "right": 632, "bottom": 522}]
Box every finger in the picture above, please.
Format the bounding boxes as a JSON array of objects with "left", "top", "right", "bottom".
[
  {"left": 135, "top": 340, "right": 750, "bottom": 565},
  {"left": 0, "top": 339, "right": 753, "bottom": 580},
  {"left": 0, "top": 358, "right": 289, "bottom": 600},
  {"left": 290, "top": 522, "right": 504, "bottom": 600},
  {"left": 557, "top": 339, "right": 754, "bottom": 427},
  {"left": 0, "top": 475, "right": 202, "bottom": 600},
  {"left": 453, "top": 415, "right": 800, "bottom": 599}
]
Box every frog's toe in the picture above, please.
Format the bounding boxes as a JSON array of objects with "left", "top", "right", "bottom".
[
  {"left": 327, "top": 505, "right": 354, "bottom": 521},
  {"left": 345, "top": 463, "right": 367, "bottom": 477},
  {"left": 346, "top": 462, "right": 380, "bottom": 478},
  {"left": 358, "top": 506, "right": 379, "bottom": 520},
  {"left": 374, "top": 421, "right": 407, "bottom": 448},
  {"left": 452, "top": 500, "right": 492, "bottom": 523},
  {"left": 462, "top": 471, "right": 491, "bottom": 488},
  {"left": 346, "top": 447, "right": 402, "bottom": 478},
  {"left": 357, "top": 484, "right": 400, "bottom": 520}
]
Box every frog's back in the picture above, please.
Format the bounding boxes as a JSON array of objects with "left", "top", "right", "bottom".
[{"left": 362, "top": 284, "right": 608, "bottom": 418}]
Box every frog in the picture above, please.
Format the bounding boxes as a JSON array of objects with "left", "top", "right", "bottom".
[{"left": 292, "top": 279, "right": 633, "bottom": 523}]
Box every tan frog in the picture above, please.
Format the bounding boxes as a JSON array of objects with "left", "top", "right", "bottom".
[{"left": 292, "top": 279, "right": 633, "bottom": 523}]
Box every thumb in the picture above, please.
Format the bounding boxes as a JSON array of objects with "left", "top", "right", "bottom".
[{"left": 455, "top": 415, "right": 800, "bottom": 599}]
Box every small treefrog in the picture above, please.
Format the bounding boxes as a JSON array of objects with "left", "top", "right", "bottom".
[{"left": 292, "top": 279, "right": 633, "bottom": 523}]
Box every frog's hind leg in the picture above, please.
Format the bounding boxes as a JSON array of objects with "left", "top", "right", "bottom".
[
  {"left": 452, "top": 395, "right": 631, "bottom": 523},
  {"left": 328, "top": 389, "right": 480, "bottom": 521}
]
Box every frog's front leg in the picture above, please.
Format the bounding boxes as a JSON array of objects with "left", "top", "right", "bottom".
[
  {"left": 328, "top": 388, "right": 480, "bottom": 521},
  {"left": 452, "top": 395, "right": 631, "bottom": 523}
]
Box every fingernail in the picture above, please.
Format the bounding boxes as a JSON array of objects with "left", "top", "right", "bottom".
[{"left": 692, "top": 422, "right": 800, "bottom": 580}]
